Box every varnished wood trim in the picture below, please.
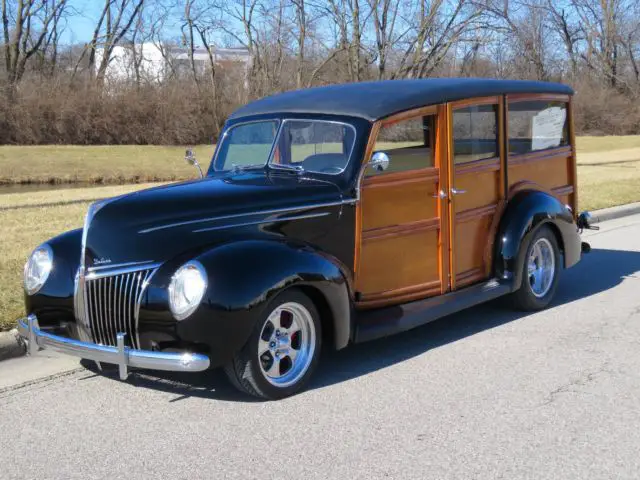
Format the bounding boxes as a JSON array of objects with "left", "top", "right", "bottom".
[
  {"left": 456, "top": 203, "right": 498, "bottom": 223},
  {"left": 455, "top": 268, "right": 485, "bottom": 287},
  {"left": 381, "top": 105, "right": 439, "bottom": 125},
  {"left": 446, "top": 102, "right": 456, "bottom": 290},
  {"left": 568, "top": 96, "right": 578, "bottom": 215},
  {"left": 508, "top": 93, "right": 571, "bottom": 103},
  {"left": 455, "top": 156, "right": 500, "bottom": 175},
  {"left": 354, "top": 121, "right": 382, "bottom": 276},
  {"left": 362, "top": 167, "right": 439, "bottom": 187},
  {"left": 363, "top": 218, "right": 440, "bottom": 243},
  {"left": 451, "top": 96, "right": 500, "bottom": 109},
  {"left": 436, "top": 104, "right": 450, "bottom": 295},
  {"left": 357, "top": 281, "right": 442, "bottom": 309},
  {"left": 509, "top": 145, "right": 572, "bottom": 166},
  {"left": 551, "top": 185, "right": 574, "bottom": 196}
]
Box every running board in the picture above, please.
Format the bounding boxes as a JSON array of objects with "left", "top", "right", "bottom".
[{"left": 354, "top": 279, "right": 514, "bottom": 343}]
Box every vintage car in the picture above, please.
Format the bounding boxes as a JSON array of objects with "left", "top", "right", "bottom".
[{"left": 18, "top": 78, "right": 598, "bottom": 399}]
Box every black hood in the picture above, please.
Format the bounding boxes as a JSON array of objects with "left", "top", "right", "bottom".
[{"left": 84, "top": 171, "right": 345, "bottom": 267}]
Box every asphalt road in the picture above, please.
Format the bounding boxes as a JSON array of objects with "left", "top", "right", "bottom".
[{"left": 1, "top": 214, "right": 640, "bottom": 480}]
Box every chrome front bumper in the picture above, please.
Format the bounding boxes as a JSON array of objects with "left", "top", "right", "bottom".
[{"left": 17, "top": 315, "right": 210, "bottom": 380}]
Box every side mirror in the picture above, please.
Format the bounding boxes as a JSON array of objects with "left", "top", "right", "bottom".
[
  {"left": 184, "top": 148, "right": 203, "bottom": 178},
  {"left": 369, "top": 151, "right": 390, "bottom": 172}
]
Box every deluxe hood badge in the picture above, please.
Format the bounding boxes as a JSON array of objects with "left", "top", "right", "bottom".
[{"left": 94, "top": 257, "right": 112, "bottom": 265}]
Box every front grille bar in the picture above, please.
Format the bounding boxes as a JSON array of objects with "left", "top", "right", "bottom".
[{"left": 75, "top": 263, "right": 159, "bottom": 349}]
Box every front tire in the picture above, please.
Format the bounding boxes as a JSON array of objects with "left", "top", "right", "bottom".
[
  {"left": 224, "top": 289, "right": 322, "bottom": 400},
  {"left": 511, "top": 225, "right": 561, "bottom": 311}
]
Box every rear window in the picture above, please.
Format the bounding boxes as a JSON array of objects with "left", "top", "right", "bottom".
[{"left": 508, "top": 101, "right": 568, "bottom": 155}]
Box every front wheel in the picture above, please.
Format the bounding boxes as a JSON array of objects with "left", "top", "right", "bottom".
[
  {"left": 224, "top": 289, "right": 322, "bottom": 400},
  {"left": 511, "top": 225, "right": 561, "bottom": 311}
]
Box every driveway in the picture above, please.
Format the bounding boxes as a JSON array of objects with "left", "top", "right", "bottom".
[{"left": 1, "top": 214, "right": 640, "bottom": 480}]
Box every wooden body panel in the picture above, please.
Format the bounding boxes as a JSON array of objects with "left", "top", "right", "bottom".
[{"left": 354, "top": 91, "right": 576, "bottom": 309}]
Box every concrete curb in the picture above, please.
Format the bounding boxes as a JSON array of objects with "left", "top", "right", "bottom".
[
  {"left": 0, "top": 328, "right": 26, "bottom": 361},
  {"left": 0, "top": 201, "right": 639, "bottom": 364},
  {"left": 591, "top": 201, "right": 640, "bottom": 223}
]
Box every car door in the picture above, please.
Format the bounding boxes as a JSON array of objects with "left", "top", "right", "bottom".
[
  {"left": 354, "top": 106, "right": 450, "bottom": 308},
  {"left": 447, "top": 97, "right": 505, "bottom": 289}
]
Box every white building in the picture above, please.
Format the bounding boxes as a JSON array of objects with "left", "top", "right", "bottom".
[{"left": 96, "top": 43, "right": 251, "bottom": 82}]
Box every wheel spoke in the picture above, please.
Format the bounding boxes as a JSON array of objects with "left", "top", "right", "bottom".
[
  {"left": 265, "top": 356, "right": 281, "bottom": 377},
  {"left": 258, "top": 338, "right": 271, "bottom": 356},
  {"left": 287, "top": 348, "right": 298, "bottom": 363}
]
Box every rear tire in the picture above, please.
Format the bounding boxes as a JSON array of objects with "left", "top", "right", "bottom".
[
  {"left": 511, "top": 225, "right": 561, "bottom": 311},
  {"left": 224, "top": 289, "right": 322, "bottom": 400}
]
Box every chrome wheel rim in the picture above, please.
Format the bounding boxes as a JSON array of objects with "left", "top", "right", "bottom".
[
  {"left": 528, "top": 237, "right": 555, "bottom": 298},
  {"left": 258, "top": 302, "right": 316, "bottom": 388}
]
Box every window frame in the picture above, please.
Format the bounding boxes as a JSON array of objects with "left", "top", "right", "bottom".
[
  {"left": 210, "top": 119, "right": 281, "bottom": 173},
  {"left": 450, "top": 96, "right": 502, "bottom": 169},
  {"left": 268, "top": 118, "right": 357, "bottom": 176},
  {"left": 506, "top": 94, "right": 572, "bottom": 158}
]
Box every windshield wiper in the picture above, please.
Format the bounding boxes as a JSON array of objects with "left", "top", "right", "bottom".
[
  {"left": 268, "top": 164, "right": 305, "bottom": 175},
  {"left": 231, "top": 163, "right": 265, "bottom": 172}
]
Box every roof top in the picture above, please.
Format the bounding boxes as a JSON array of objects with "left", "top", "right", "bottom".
[{"left": 229, "top": 78, "right": 574, "bottom": 122}]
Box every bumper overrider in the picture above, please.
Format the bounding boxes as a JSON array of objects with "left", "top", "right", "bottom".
[{"left": 17, "top": 314, "right": 210, "bottom": 380}]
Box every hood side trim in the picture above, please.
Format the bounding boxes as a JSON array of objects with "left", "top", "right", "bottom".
[
  {"left": 139, "top": 198, "right": 356, "bottom": 234},
  {"left": 192, "top": 211, "right": 331, "bottom": 233}
]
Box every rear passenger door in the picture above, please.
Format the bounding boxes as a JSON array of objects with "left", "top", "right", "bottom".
[{"left": 448, "top": 97, "right": 505, "bottom": 289}]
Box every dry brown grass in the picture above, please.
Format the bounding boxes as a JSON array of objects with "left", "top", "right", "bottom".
[{"left": 0, "top": 145, "right": 214, "bottom": 185}]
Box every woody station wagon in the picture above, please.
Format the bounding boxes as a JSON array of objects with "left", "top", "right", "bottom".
[{"left": 19, "top": 78, "right": 598, "bottom": 399}]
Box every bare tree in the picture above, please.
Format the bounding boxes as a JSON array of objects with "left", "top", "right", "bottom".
[{"left": 1, "top": 0, "right": 68, "bottom": 85}]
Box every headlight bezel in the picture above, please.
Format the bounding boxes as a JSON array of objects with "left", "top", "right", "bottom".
[
  {"left": 168, "top": 260, "right": 208, "bottom": 321},
  {"left": 23, "top": 243, "right": 54, "bottom": 296}
]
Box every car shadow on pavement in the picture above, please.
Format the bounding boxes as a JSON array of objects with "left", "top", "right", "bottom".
[{"left": 82, "top": 248, "right": 640, "bottom": 401}]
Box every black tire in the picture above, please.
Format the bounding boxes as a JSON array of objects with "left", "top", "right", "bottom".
[
  {"left": 510, "top": 225, "right": 561, "bottom": 311},
  {"left": 224, "top": 289, "right": 322, "bottom": 400}
]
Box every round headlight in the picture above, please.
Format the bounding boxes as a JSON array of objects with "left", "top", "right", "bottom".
[
  {"left": 168, "top": 261, "right": 207, "bottom": 320},
  {"left": 24, "top": 244, "right": 53, "bottom": 295}
]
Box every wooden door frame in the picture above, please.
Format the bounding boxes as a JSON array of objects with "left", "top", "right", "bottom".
[
  {"left": 446, "top": 96, "right": 505, "bottom": 290},
  {"left": 353, "top": 104, "right": 451, "bottom": 308}
]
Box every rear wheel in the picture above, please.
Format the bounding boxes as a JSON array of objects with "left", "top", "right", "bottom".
[
  {"left": 224, "top": 289, "right": 322, "bottom": 400},
  {"left": 511, "top": 225, "right": 561, "bottom": 311}
]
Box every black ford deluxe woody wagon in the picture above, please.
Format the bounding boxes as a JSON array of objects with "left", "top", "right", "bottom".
[{"left": 19, "top": 79, "right": 597, "bottom": 399}]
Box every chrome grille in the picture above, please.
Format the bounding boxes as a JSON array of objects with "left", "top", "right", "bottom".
[{"left": 75, "top": 266, "right": 156, "bottom": 348}]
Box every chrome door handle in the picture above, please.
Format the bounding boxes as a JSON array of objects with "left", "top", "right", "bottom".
[
  {"left": 451, "top": 188, "right": 466, "bottom": 195},
  {"left": 432, "top": 189, "right": 447, "bottom": 199}
]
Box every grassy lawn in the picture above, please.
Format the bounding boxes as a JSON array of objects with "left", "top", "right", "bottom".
[
  {"left": 0, "top": 145, "right": 215, "bottom": 185},
  {"left": 0, "top": 136, "right": 639, "bottom": 331}
]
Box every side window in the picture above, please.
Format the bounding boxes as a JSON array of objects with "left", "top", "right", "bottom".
[
  {"left": 453, "top": 105, "right": 498, "bottom": 164},
  {"left": 280, "top": 120, "right": 354, "bottom": 174},
  {"left": 369, "top": 115, "right": 435, "bottom": 175},
  {"left": 508, "top": 101, "right": 568, "bottom": 154}
]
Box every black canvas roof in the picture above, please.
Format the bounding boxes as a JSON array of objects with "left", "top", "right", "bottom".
[{"left": 229, "top": 78, "right": 574, "bottom": 122}]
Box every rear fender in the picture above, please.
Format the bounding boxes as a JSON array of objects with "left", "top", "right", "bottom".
[{"left": 494, "top": 190, "right": 581, "bottom": 289}]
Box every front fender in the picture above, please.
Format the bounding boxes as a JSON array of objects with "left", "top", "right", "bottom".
[
  {"left": 24, "top": 228, "right": 82, "bottom": 326},
  {"left": 170, "top": 240, "right": 353, "bottom": 367},
  {"left": 494, "top": 190, "right": 581, "bottom": 289}
]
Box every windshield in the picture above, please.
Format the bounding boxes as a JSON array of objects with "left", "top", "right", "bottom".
[
  {"left": 270, "top": 120, "right": 355, "bottom": 175},
  {"left": 212, "top": 120, "right": 279, "bottom": 172},
  {"left": 211, "top": 119, "right": 356, "bottom": 175}
]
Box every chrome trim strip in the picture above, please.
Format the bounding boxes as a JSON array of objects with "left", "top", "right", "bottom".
[
  {"left": 19, "top": 315, "right": 210, "bottom": 377},
  {"left": 135, "top": 268, "right": 157, "bottom": 350},
  {"left": 88, "top": 260, "right": 156, "bottom": 272},
  {"left": 191, "top": 211, "right": 332, "bottom": 233},
  {"left": 139, "top": 200, "right": 355, "bottom": 234},
  {"left": 85, "top": 263, "right": 161, "bottom": 280}
]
